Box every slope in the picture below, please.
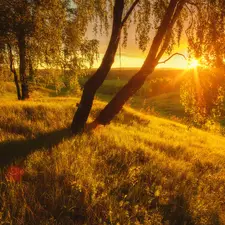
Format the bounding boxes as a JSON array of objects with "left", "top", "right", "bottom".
[{"left": 0, "top": 98, "right": 225, "bottom": 225}]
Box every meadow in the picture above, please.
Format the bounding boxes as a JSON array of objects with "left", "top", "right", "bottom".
[
  {"left": 0, "top": 97, "right": 225, "bottom": 224},
  {"left": 0, "top": 69, "right": 225, "bottom": 224},
  {"left": 80, "top": 68, "right": 185, "bottom": 118},
  {"left": 2, "top": 68, "right": 186, "bottom": 120}
]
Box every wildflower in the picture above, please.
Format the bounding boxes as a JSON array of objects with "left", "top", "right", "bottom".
[{"left": 6, "top": 166, "right": 24, "bottom": 182}]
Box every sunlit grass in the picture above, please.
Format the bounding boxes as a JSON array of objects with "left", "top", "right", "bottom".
[{"left": 0, "top": 98, "right": 225, "bottom": 224}]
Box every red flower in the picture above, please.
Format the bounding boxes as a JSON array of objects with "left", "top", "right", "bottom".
[{"left": 6, "top": 166, "right": 24, "bottom": 182}]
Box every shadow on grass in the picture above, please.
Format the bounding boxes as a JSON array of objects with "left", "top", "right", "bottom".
[{"left": 0, "top": 128, "right": 72, "bottom": 169}]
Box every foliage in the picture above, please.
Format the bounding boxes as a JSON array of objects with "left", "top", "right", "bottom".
[
  {"left": 179, "top": 0, "right": 225, "bottom": 127},
  {"left": 0, "top": 60, "right": 12, "bottom": 94},
  {"left": 181, "top": 0, "right": 225, "bottom": 127},
  {"left": 180, "top": 69, "right": 225, "bottom": 127},
  {"left": 120, "top": 0, "right": 188, "bottom": 52},
  {"left": 0, "top": 0, "right": 100, "bottom": 99},
  {"left": 186, "top": 0, "right": 225, "bottom": 68}
]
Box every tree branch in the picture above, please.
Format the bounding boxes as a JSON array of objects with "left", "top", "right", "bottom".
[
  {"left": 158, "top": 53, "right": 187, "bottom": 64},
  {"left": 184, "top": 3, "right": 194, "bottom": 37},
  {"left": 121, "top": 0, "right": 140, "bottom": 26},
  {"left": 155, "top": 0, "right": 186, "bottom": 62},
  {"left": 186, "top": 0, "right": 205, "bottom": 14}
]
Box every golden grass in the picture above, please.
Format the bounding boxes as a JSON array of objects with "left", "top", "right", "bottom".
[{"left": 0, "top": 98, "right": 225, "bottom": 224}]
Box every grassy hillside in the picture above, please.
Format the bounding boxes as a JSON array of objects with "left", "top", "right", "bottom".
[
  {"left": 86, "top": 68, "right": 184, "bottom": 81},
  {"left": 0, "top": 98, "right": 225, "bottom": 224},
  {"left": 2, "top": 67, "right": 186, "bottom": 120}
]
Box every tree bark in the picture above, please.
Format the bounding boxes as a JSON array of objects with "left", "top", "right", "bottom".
[
  {"left": 71, "top": 0, "right": 125, "bottom": 134},
  {"left": 7, "top": 44, "right": 22, "bottom": 100},
  {"left": 18, "top": 31, "right": 29, "bottom": 100},
  {"left": 29, "top": 58, "right": 35, "bottom": 83},
  {"left": 94, "top": 0, "right": 185, "bottom": 125},
  {"left": 96, "top": 69, "right": 154, "bottom": 125}
]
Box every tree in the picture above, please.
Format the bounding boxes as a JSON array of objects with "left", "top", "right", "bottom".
[
  {"left": 0, "top": 0, "right": 102, "bottom": 100},
  {"left": 0, "top": 43, "right": 12, "bottom": 95},
  {"left": 180, "top": 69, "right": 225, "bottom": 127},
  {"left": 71, "top": 0, "right": 140, "bottom": 134},
  {"left": 0, "top": 0, "right": 55, "bottom": 99},
  {"left": 58, "top": 20, "right": 99, "bottom": 92},
  {"left": 0, "top": 0, "right": 77, "bottom": 99},
  {"left": 7, "top": 43, "right": 22, "bottom": 100},
  {"left": 1, "top": 0, "right": 38, "bottom": 99},
  {"left": 91, "top": 0, "right": 225, "bottom": 127},
  {"left": 91, "top": 0, "right": 186, "bottom": 126},
  {"left": 180, "top": 0, "right": 225, "bottom": 127}
]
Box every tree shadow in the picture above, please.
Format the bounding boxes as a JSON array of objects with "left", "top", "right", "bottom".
[
  {"left": 0, "top": 128, "right": 72, "bottom": 169},
  {"left": 161, "top": 195, "right": 194, "bottom": 225}
]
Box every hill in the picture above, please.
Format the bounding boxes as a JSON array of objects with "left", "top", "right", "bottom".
[
  {"left": 1, "top": 67, "right": 187, "bottom": 120},
  {"left": 0, "top": 98, "right": 225, "bottom": 224}
]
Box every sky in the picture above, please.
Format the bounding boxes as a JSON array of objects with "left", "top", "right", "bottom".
[{"left": 87, "top": 25, "right": 190, "bottom": 69}]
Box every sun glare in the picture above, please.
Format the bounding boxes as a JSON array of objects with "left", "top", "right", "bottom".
[{"left": 188, "top": 59, "right": 199, "bottom": 69}]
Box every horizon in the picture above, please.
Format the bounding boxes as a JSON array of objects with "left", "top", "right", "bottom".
[
  {"left": 91, "top": 46, "right": 189, "bottom": 69},
  {"left": 88, "top": 23, "right": 189, "bottom": 70},
  {"left": 91, "top": 66, "right": 185, "bottom": 70}
]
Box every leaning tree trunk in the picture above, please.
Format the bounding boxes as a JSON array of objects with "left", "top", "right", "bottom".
[
  {"left": 71, "top": 0, "right": 125, "bottom": 134},
  {"left": 94, "top": 68, "right": 154, "bottom": 125},
  {"left": 18, "top": 31, "right": 29, "bottom": 100},
  {"left": 94, "top": 0, "right": 185, "bottom": 126},
  {"left": 7, "top": 44, "right": 22, "bottom": 100}
]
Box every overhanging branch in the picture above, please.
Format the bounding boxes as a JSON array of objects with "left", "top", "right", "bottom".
[
  {"left": 158, "top": 53, "right": 187, "bottom": 64},
  {"left": 121, "top": 0, "right": 140, "bottom": 26},
  {"left": 155, "top": 0, "right": 186, "bottom": 62},
  {"left": 184, "top": 3, "right": 194, "bottom": 37}
]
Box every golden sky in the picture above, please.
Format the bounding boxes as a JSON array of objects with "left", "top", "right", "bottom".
[{"left": 88, "top": 26, "right": 189, "bottom": 69}]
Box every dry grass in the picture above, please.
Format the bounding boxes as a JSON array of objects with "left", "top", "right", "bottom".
[{"left": 0, "top": 98, "right": 225, "bottom": 224}]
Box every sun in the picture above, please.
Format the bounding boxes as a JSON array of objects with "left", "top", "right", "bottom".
[{"left": 188, "top": 59, "right": 199, "bottom": 69}]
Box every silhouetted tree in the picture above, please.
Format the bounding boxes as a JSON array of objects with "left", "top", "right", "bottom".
[
  {"left": 71, "top": 0, "right": 140, "bottom": 134},
  {"left": 92, "top": 0, "right": 186, "bottom": 126},
  {"left": 92, "top": 0, "right": 225, "bottom": 127}
]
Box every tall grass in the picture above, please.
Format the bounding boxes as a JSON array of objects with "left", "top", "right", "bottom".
[{"left": 0, "top": 98, "right": 225, "bottom": 224}]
